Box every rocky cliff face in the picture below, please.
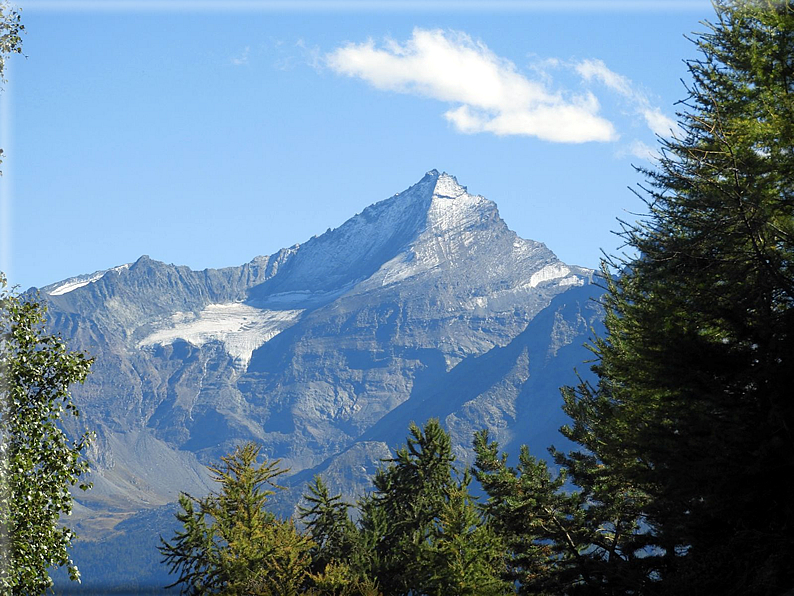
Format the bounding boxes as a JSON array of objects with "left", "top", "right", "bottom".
[{"left": 37, "top": 170, "right": 601, "bottom": 533}]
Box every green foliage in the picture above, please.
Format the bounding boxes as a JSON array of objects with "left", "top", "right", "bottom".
[
  {"left": 299, "top": 476, "right": 358, "bottom": 577},
  {"left": 555, "top": 381, "right": 655, "bottom": 594},
  {"left": 370, "top": 419, "right": 456, "bottom": 592},
  {"left": 0, "top": 1, "right": 23, "bottom": 83},
  {"left": 558, "top": 1, "right": 794, "bottom": 593},
  {"left": 164, "top": 422, "right": 509, "bottom": 595},
  {"left": 0, "top": 1, "right": 24, "bottom": 173},
  {"left": 473, "top": 430, "right": 587, "bottom": 595},
  {"left": 366, "top": 419, "right": 457, "bottom": 595},
  {"left": 348, "top": 493, "right": 387, "bottom": 586},
  {"left": 418, "top": 472, "right": 507, "bottom": 596},
  {"left": 307, "top": 562, "right": 381, "bottom": 596},
  {"left": 159, "top": 442, "right": 314, "bottom": 595},
  {"left": 0, "top": 274, "right": 94, "bottom": 594},
  {"left": 363, "top": 419, "right": 507, "bottom": 596}
]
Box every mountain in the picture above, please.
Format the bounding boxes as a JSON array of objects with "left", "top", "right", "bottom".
[{"left": 37, "top": 170, "right": 603, "bottom": 591}]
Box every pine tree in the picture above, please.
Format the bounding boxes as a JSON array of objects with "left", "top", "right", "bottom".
[
  {"left": 307, "top": 562, "right": 381, "bottom": 596},
  {"left": 473, "top": 430, "right": 574, "bottom": 594},
  {"left": 555, "top": 383, "right": 655, "bottom": 595},
  {"left": 352, "top": 493, "right": 388, "bottom": 587},
  {"left": 159, "top": 442, "right": 314, "bottom": 595},
  {"left": 420, "top": 471, "right": 508, "bottom": 596},
  {"left": 299, "top": 476, "right": 361, "bottom": 580},
  {"left": 362, "top": 419, "right": 506, "bottom": 596},
  {"left": 366, "top": 420, "right": 458, "bottom": 595},
  {"left": 561, "top": 1, "right": 794, "bottom": 593}
]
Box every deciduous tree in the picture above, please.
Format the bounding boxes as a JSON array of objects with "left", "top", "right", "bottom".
[
  {"left": 0, "top": 275, "right": 94, "bottom": 593},
  {"left": 0, "top": 1, "right": 24, "bottom": 173}
]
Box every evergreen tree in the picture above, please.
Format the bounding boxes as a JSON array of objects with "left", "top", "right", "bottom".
[
  {"left": 561, "top": 1, "right": 794, "bottom": 593},
  {"left": 473, "top": 430, "right": 575, "bottom": 594},
  {"left": 554, "top": 384, "right": 655, "bottom": 595},
  {"left": 351, "top": 493, "right": 388, "bottom": 587},
  {"left": 367, "top": 420, "right": 458, "bottom": 595},
  {"left": 306, "top": 561, "right": 382, "bottom": 596},
  {"left": 160, "top": 442, "right": 314, "bottom": 595},
  {"left": 474, "top": 427, "right": 651, "bottom": 595},
  {"left": 420, "top": 471, "right": 508, "bottom": 596},
  {"left": 0, "top": 275, "right": 94, "bottom": 594},
  {"left": 363, "top": 419, "right": 506, "bottom": 596},
  {"left": 299, "top": 476, "right": 361, "bottom": 580}
]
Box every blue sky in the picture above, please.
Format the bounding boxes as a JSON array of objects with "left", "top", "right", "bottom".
[{"left": 2, "top": 0, "right": 714, "bottom": 291}]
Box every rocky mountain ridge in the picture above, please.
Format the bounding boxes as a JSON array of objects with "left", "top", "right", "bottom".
[{"left": 35, "top": 170, "right": 601, "bottom": 544}]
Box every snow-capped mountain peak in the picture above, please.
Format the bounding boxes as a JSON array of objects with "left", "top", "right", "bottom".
[
  {"left": 249, "top": 170, "right": 482, "bottom": 298},
  {"left": 43, "top": 263, "right": 131, "bottom": 296},
  {"left": 36, "top": 171, "right": 604, "bottom": 582},
  {"left": 431, "top": 171, "right": 468, "bottom": 200}
]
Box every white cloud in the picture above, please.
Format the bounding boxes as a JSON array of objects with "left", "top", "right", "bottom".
[
  {"left": 326, "top": 29, "right": 617, "bottom": 144},
  {"left": 575, "top": 58, "right": 633, "bottom": 96},
  {"left": 641, "top": 106, "right": 678, "bottom": 137},
  {"left": 296, "top": 39, "right": 323, "bottom": 71},
  {"left": 231, "top": 46, "right": 250, "bottom": 66},
  {"left": 575, "top": 58, "right": 679, "bottom": 137},
  {"left": 616, "top": 139, "right": 661, "bottom": 162}
]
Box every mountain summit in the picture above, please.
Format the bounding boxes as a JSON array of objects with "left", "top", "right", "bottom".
[
  {"left": 37, "top": 172, "right": 601, "bottom": 567},
  {"left": 247, "top": 169, "right": 561, "bottom": 299},
  {"left": 247, "top": 170, "right": 584, "bottom": 309}
]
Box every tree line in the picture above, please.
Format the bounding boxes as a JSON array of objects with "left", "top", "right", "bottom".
[{"left": 2, "top": 0, "right": 793, "bottom": 593}]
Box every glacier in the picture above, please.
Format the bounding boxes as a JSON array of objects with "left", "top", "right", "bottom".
[{"left": 138, "top": 303, "right": 304, "bottom": 368}]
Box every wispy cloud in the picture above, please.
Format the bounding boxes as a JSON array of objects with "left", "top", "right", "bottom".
[
  {"left": 617, "top": 139, "right": 661, "bottom": 161},
  {"left": 575, "top": 58, "right": 678, "bottom": 137},
  {"left": 231, "top": 46, "right": 250, "bottom": 66},
  {"left": 271, "top": 39, "right": 323, "bottom": 71},
  {"left": 326, "top": 28, "right": 617, "bottom": 144},
  {"left": 640, "top": 106, "right": 678, "bottom": 137},
  {"left": 296, "top": 39, "right": 323, "bottom": 71}
]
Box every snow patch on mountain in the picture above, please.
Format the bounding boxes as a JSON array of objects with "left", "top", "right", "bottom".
[
  {"left": 559, "top": 276, "right": 585, "bottom": 287},
  {"left": 138, "top": 303, "right": 303, "bottom": 367},
  {"left": 528, "top": 263, "right": 573, "bottom": 288},
  {"left": 368, "top": 173, "right": 496, "bottom": 286},
  {"left": 427, "top": 174, "right": 487, "bottom": 235},
  {"left": 46, "top": 264, "right": 131, "bottom": 296},
  {"left": 432, "top": 172, "right": 468, "bottom": 200},
  {"left": 256, "top": 281, "right": 360, "bottom": 308},
  {"left": 366, "top": 172, "right": 586, "bottom": 296}
]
